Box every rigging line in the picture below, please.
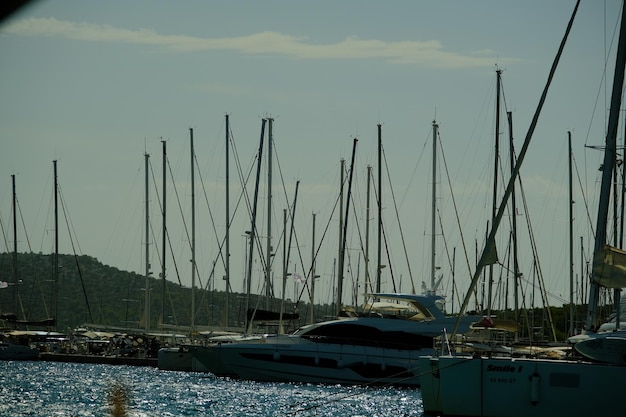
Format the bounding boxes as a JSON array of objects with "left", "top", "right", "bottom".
[
  {"left": 492, "top": 229, "right": 512, "bottom": 311},
  {"left": 147, "top": 155, "right": 165, "bottom": 277},
  {"left": 193, "top": 152, "right": 226, "bottom": 295},
  {"left": 223, "top": 126, "right": 263, "bottom": 292},
  {"left": 368, "top": 172, "right": 398, "bottom": 293},
  {"left": 381, "top": 214, "right": 397, "bottom": 293},
  {"left": 16, "top": 198, "right": 33, "bottom": 252},
  {"left": 57, "top": 183, "right": 94, "bottom": 324},
  {"left": 268, "top": 143, "right": 305, "bottom": 308},
  {"left": 346, "top": 172, "right": 368, "bottom": 290},
  {"left": 517, "top": 170, "right": 558, "bottom": 342},
  {"left": 165, "top": 156, "right": 188, "bottom": 287},
  {"left": 438, "top": 129, "right": 474, "bottom": 293},
  {"left": 294, "top": 170, "right": 345, "bottom": 307},
  {"left": 195, "top": 151, "right": 226, "bottom": 271},
  {"left": 382, "top": 142, "right": 416, "bottom": 294},
  {"left": 230, "top": 126, "right": 258, "bottom": 233},
  {"left": 572, "top": 151, "right": 596, "bottom": 240},
  {"left": 400, "top": 125, "right": 430, "bottom": 205},
  {"left": 231, "top": 125, "right": 273, "bottom": 289},
  {"left": 161, "top": 159, "right": 182, "bottom": 286},
  {"left": 0, "top": 210, "right": 7, "bottom": 253},
  {"left": 510, "top": 267, "right": 570, "bottom": 305},
  {"left": 437, "top": 208, "right": 461, "bottom": 308},
  {"left": 586, "top": 0, "right": 622, "bottom": 147}
]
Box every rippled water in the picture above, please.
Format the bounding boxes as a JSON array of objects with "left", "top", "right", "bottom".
[{"left": 0, "top": 361, "right": 423, "bottom": 416}]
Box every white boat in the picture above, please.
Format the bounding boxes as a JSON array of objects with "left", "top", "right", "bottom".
[
  {"left": 419, "top": 2, "right": 626, "bottom": 415},
  {"left": 192, "top": 293, "right": 479, "bottom": 386},
  {"left": 419, "top": 355, "right": 626, "bottom": 417}
]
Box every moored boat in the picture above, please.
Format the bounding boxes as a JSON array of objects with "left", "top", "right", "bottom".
[{"left": 193, "top": 293, "right": 478, "bottom": 386}]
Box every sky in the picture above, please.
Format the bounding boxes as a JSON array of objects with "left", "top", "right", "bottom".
[{"left": 0, "top": 0, "right": 623, "bottom": 317}]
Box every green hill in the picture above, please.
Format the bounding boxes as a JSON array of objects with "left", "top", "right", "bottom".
[
  {"left": 0, "top": 252, "right": 321, "bottom": 333},
  {"left": 0, "top": 252, "right": 591, "bottom": 341}
]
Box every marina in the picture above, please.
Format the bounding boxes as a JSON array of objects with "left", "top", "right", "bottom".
[{"left": 2, "top": 1, "right": 626, "bottom": 416}]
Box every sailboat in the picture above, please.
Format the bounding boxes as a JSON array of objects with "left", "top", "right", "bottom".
[
  {"left": 418, "top": 1, "right": 626, "bottom": 415},
  {"left": 0, "top": 174, "right": 41, "bottom": 361}
]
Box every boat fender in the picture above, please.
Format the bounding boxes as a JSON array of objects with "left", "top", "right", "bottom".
[
  {"left": 273, "top": 352, "right": 281, "bottom": 361},
  {"left": 381, "top": 361, "right": 386, "bottom": 371},
  {"left": 314, "top": 355, "right": 320, "bottom": 365},
  {"left": 529, "top": 372, "right": 540, "bottom": 405}
]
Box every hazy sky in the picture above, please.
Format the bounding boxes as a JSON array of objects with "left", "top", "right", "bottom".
[{"left": 0, "top": 0, "right": 621, "bottom": 315}]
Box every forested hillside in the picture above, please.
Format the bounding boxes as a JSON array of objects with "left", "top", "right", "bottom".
[
  {"left": 0, "top": 252, "right": 589, "bottom": 340},
  {"left": 0, "top": 252, "right": 313, "bottom": 332}
]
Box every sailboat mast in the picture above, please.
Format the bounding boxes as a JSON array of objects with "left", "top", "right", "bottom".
[
  {"left": 11, "top": 174, "right": 18, "bottom": 316},
  {"left": 376, "top": 125, "right": 382, "bottom": 293},
  {"left": 568, "top": 131, "right": 574, "bottom": 336},
  {"left": 190, "top": 128, "right": 196, "bottom": 332},
  {"left": 144, "top": 153, "right": 150, "bottom": 331},
  {"left": 508, "top": 111, "right": 520, "bottom": 329},
  {"left": 225, "top": 114, "right": 230, "bottom": 327},
  {"left": 431, "top": 120, "right": 438, "bottom": 293},
  {"left": 488, "top": 69, "right": 503, "bottom": 315},
  {"left": 338, "top": 138, "right": 358, "bottom": 314},
  {"left": 53, "top": 160, "right": 59, "bottom": 330},
  {"left": 365, "top": 165, "right": 372, "bottom": 295},
  {"left": 337, "top": 159, "right": 345, "bottom": 313},
  {"left": 586, "top": 4, "right": 626, "bottom": 330},
  {"left": 279, "top": 181, "right": 299, "bottom": 332},
  {"left": 309, "top": 212, "right": 316, "bottom": 323},
  {"left": 265, "top": 117, "right": 274, "bottom": 309},
  {"left": 245, "top": 119, "right": 266, "bottom": 332},
  {"left": 161, "top": 139, "right": 167, "bottom": 328}
]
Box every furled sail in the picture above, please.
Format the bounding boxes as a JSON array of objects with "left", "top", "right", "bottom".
[{"left": 593, "top": 245, "right": 626, "bottom": 288}]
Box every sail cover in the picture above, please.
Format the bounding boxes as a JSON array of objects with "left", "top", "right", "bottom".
[{"left": 593, "top": 245, "right": 626, "bottom": 288}]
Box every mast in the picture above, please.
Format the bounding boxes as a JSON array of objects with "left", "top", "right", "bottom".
[
  {"left": 487, "top": 69, "right": 503, "bottom": 315},
  {"left": 265, "top": 117, "right": 274, "bottom": 309},
  {"left": 279, "top": 208, "right": 287, "bottom": 334},
  {"left": 376, "top": 125, "right": 382, "bottom": 293},
  {"left": 337, "top": 158, "right": 345, "bottom": 313},
  {"left": 309, "top": 212, "right": 317, "bottom": 323},
  {"left": 586, "top": 1, "right": 626, "bottom": 330},
  {"left": 568, "top": 131, "right": 574, "bottom": 336},
  {"left": 161, "top": 139, "right": 166, "bottom": 328},
  {"left": 508, "top": 111, "right": 520, "bottom": 331},
  {"left": 337, "top": 138, "right": 358, "bottom": 315},
  {"left": 279, "top": 181, "right": 299, "bottom": 333},
  {"left": 245, "top": 118, "right": 266, "bottom": 332},
  {"left": 431, "top": 120, "right": 438, "bottom": 293},
  {"left": 53, "top": 160, "right": 59, "bottom": 330},
  {"left": 224, "top": 114, "right": 230, "bottom": 327},
  {"left": 11, "top": 175, "right": 18, "bottom": 317},
  {"left": 365, "top": 165, "right": 372, "bottom": 295},
  {"left": 190, "top": 128, "right": 196, "bottom": 333},
  {"left": 144, "top": 153, "right": 150, "bottom": 331}
]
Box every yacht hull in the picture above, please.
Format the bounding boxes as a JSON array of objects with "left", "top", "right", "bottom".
[
  {"left": 218, "top": 339, "right": 426, "bottom": 386},
  {"left": 418, "top": 355, "right": 626, "bottom": 417}
]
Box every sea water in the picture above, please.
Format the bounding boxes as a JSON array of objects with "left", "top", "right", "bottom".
[{"left": 0, "top": 361, "right": 423, "bottom": 416}]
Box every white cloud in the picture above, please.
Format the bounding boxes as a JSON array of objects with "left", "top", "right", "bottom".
[{"left": 2, "top": 17, "right": 513, "bottom": 69}]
